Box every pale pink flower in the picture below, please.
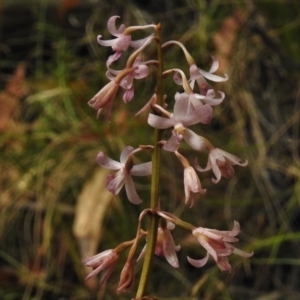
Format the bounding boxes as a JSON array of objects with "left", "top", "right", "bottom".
[
  {"left": 187, "top": 221, "right": 253, "bottom": 272},
  {"left": 163, "top": 41, "right": 227, "bottom": 106},
  {"left": 137, "top": 223, "right": 180, "bottom": 268},
  {"left": 188, "top": 56, "right": 228, "bottom": 94},
  {"left": 195, "top": 147, "right": 248, "bottom": 184},
  {"left": 97, "top": 16, "right": 155, "bottom": 63},
  {"left": 148, "top": 92, "right": 212, "bottom": 152},
  {"left": 184, "top": 166, "right": 206, "bottom": 207},
  {"left": 83, "top": 249, "right": 119, "bottom": 286},
  {"left": 88, "top": 80, "right": 119, "bottom": 118},
  {"left": 106, "top": 57, "right": 150, "bottom": 103},
  {"left": 96, "top": 146, "right": 152, "bottom": 204}
]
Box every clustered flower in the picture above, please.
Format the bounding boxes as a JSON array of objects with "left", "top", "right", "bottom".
[{"left": 83, "top": 16, "right": 253, "bottom": 294}]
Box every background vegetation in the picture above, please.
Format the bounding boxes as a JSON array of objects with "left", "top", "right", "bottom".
[{"left": 1, "top": 0, "right": 300, "bottom": 299}]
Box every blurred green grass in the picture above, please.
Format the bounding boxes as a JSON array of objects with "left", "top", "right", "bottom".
[{"left": 1, "top": 0, "right": 300, "bottom": 299}]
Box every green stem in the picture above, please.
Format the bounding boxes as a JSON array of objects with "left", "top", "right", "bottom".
[{"left": 135, "top": 23, "right": 164, "bottom": 299}]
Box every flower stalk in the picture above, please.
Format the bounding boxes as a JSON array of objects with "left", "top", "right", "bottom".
[{"left": 135, "top": 23, "right": 164, "bottom": 299}]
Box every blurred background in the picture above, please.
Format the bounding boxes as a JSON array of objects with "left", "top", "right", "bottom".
[{"left": 1, "top": 0, "right": 300, "bottom": 299}]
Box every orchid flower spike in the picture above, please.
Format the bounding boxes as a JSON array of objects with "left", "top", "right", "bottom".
[
  {"left": 195, "top": 147, "right": 248, "bottom": 184},
  {"left": 175, "top": 151, "right": 206, "bottom": 207},
  {"left": 96, "top": 146, "right": 152, "bottom": 204},
  {"left": 137, "top": 222, "right": 181, "bottom": 268},
  {"left": 187, "top": 221, "right": 253, "bottom": 272},
  {"left": 98, "top": 16, "right": 156, "bottom": 64},
  {"left": 83, "top": 249, "right": 119, "bottom": 287},
  {"left": 148, "top": 92, "right": 211, "bottom": 152}
]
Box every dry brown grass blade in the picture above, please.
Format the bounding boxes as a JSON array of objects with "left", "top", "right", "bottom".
[{"left": 73, "top": 168, "right": 115, "bottom": 289}]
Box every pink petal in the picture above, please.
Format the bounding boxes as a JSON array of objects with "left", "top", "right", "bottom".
[
  {"left": 148, "top": 114, "right": 175, "bottom": 129},
  {"left": 131, "top": 162, "right": 152, "bottom": 176},
  {"left": 200, "top": 69, "right": 229, "bottom": 82},
  {"left": 187, "top": 252, "right": 209, "bottom": 268},
  {"left": 134, "top": 64, "right": 149, "bottom": 79},
  {"left": 113, "top": 35, "right": 131, "bottom": 52},
  {"left": 195, "top": 91, "right": 225, "bottom": 107},
  {"left": 107, "top": 16, "right": 125, "bottom": 36},
  {"left": 183, "top": 129, "right": 207, "bottom": 151},
  {"left": 106, "top": 172, "right": 125, "bottom": 195},
  {"left": 194, "top": 157, "right": 212, "bottom": 172},
  {"left": 216, "top": 257, "right": 231, "bottom": 272},
  {"left": 211, "top": 158, "right": 222, "bottom": 184},
  {"left": 216, "top": 148, "right": 248, "bottom": 166},
  {"left": 194, "top": 227, "right": 223, "bottom": 241},
  {"left": 173, "top": 93, "right": 189, "bottom": 119},
  {"left": 124, "top": 175, "right": 142, "bottom": 204},
  {"left": 106, "top": 52, "right": 122, "bottom": 67},
  {"left": 233, "top": 247, "right": 253, "bottom": 258},
  {"left": 123, "top": 86, "right": 134, "bottom": 103},
  {"left": 97, "top": 35, "right": 118, "bottom": 47},
  {"left": 208, "top": 56, "right": 219, "bottom": 73},
  {"left": 120, "top": 146, "right": 134, "bottom": 164},
  {"left": 99, "top": 262, "right": 117, "bottom": 287},
  {"left": 189, "top": 64, "right": 199, "bottom": 81},
  {"left": 83, "top": 250, "right": 112, "bottom": 265},
  {"left": 230, "top": 220, "right": 241, "bottom": 236},
  {"left": 136, "top": 244, "right": 147, "bottom": 262},
  {"left": 120, "top": 74, "right": 134, "bottom": 90},
  {"left": 163, "top": 133, "right": 182, "bottom": 152},
  {"left": 96, "top": 152, "right": 123, "bottom": 170},
  {"left": 163, "top": 230, "right": 180, "bottom": 268},
  {"left": 130, "top": 34, "right": 154, "bottom": 48},
  {"left": 193, "top": 235, "right": 218, "bottom": 261},
  {"left": 173, "top": 72, "right": 183, "bottom": 85}
]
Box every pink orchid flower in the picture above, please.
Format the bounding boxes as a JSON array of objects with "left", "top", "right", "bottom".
[
  {"left": 137, "top": 222, "right": 180, "bottom": 268},
  {"left": 163, "top": 41, "right": 227, "bottom": 105},
  {"left": 148, "top": 92, "right": 212, "bottom": 152},
  {"left": 83, "top": 249, "right": 119, "bottom": 286},
  {"left": 187, "top": 221, "right": 253, "bottom": 272},
  {"left": 88, "top": 80, "right": 119, "bottom": 119},
  {"left": 184, "top": 166, "right": 206, "bottom": 207},
  {"left": 106, "top": 57, "right": 150, "bottom": 103},
  {"left": 88, "top": 67, "right": 137, "bottom": 119},
  {"left": 188, "top": 56, "right": 228, "bottom": 94},
  {"left": 195, "top": 147, "right": 248, "bottom": 184},
  {"left": 96, "top": 146, "right": 152, "bottom": 204},
  {"left": 97, "top": 16, "right": 155, "bottom": 63},
  {"left": 175, "top": 150, "right": 206, "bottom": 207}
]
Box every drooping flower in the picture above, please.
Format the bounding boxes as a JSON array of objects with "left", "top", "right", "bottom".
[
  {"left": 137, "top": 222, "right": 180, "bottom": 268},
  {"left": 96, "top": 146, "right": 152, "bottom": 204},
  {"left": 174, "top": 150, "right": 206, "bottom": 207},
  {"left": 117, "top": 261, "right": 135, "bottom": 294},
  {"left": 88, "top": 80, "right": 119, "bottom": 119},
  {"left": 97, "top": 16, "right": 156, "bottom": 63},
  {"left": 195, "top": 147, "right": 248, "bottom": 184},
  {"left": 88, "top": 67, "right": 137, "bottom": 118},
  {"left": 183, "top": 166, "right": 206, "bottom": 207},
  {"left": 148, "top": 92, "right": 212, "bottom": 152},
  {"left": 83, "top": 249, "right": 119, "bottom": 286},
  {"left": 187, "top": 221, "right": 253, "bottom": 272}
]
